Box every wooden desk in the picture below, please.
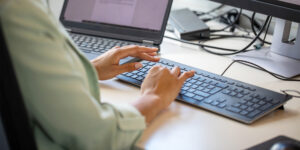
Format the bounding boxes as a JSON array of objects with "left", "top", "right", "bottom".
[{"left": 99, "top": 37, "right": 300, "bottom": 150}]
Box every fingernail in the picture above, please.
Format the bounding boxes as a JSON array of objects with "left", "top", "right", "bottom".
[{"left": 135, "top": 63, "right": 143, "bottom": 69}]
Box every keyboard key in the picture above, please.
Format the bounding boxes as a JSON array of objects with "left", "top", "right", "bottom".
[
  {"left": 240, "top": 110, "right": 249, "bottom": 116},
  {"left": 240, "top": 99, "right": 247, "bottom": 104},
  {"left": 265, "top": 97, "right": 273, "bottom": 102},
  {"left": 194, "top": 95, "right": 204, "bottom": 101},
  {"left": 226, "top": 107, "right": 241, "bottom": 113},
  {"left": 216, "top": 98, "right": 226, "bottom": 103},
  {"left": 204, "top": 99, "right": 213, "bottom": 104},
  {"left": 203, "top": 88, "right": 210, "bottom": 93},
  {"left": 251, "top": 98, "right": 259, "bottom": 103},
  {"left": 191, "top": 85, "right": 198, "bottom": 89},
  {"left": 247, "top": 110, "right": 261, "bottom": 118},
  {"left": 201, "top": 83, "right": 208, "bottom": 87},
  {"left": 236, "top": 93, "right": 244, "bottom": 98},
  {"left": 185, "top": 83, "right": 192, "bottom": 87},
  {"left": 136, "top": 76, "right": 144, "bottom": 81},
  {"left": 246, "top": 102, "right": 254, "bottom": 106},
  {"left": 258, "top": 101, "right": 266, "bottom": 105},
  {"left": 233, "top": 103, "right": 241, "bottom": 107},
  {"left": 217, "top": 103, "right": 227, "bottom": 108},
  {"left": 253, "top": 104, "right": 260, "bottom": 109},
  {"left": 222, "top": 89, "right": 230, "bottom": 94},
  {"left": 229, "top": 91, "right": 237, "bottom": 97},
  {"left": 188, "top": 89, "right": 196, "bottom": 93},
  {"left": 260, "top": 103, "right": 272, "bottom": 110},
  {"left": 211, "top": 101, "right": 219, "bottom": 106},
  {"left": 216, "top": 83, "right": 228, "bottom": 88},
  {"left": 194, "top": 91, "right": 211, "bottom": 97},
  {"left": 185, "top": 92, "right": 195, "bottom": 98},
  {"left": 182, "top": 87, "right": 189, "bottom": 91},
  {"left": 271, "top": 99, "right": 280, "bottom": 104},
  {"left": 190, "top": 79, "right": 197, "bottom": 83},
  {"left": 240, "top": 105, "right": 248, "bottom": 110},
  {"left": 209, "top": 87, "right": 222, "bottom": 94},
  {"left": 246, "top": 107, "right": 254, "bottom": 112},
  {"left": 180, "top": 91, "right": 187, "bottom": 95}
]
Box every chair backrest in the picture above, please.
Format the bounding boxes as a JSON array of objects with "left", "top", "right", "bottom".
[{"left": 0, "top": 21, "right": 37, "bottom": 150}]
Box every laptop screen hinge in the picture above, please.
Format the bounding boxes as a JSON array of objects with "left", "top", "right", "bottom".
[
  {"left": 65, "top": 28, "right": 72, "bottom": 32},
  {"left": 142, "top": 40, "right": 154, "bottom": 46}
]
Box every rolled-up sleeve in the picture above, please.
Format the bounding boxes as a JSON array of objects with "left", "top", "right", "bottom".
[{"left": 0, "top": 0, "right": 146, "bottom": 150}]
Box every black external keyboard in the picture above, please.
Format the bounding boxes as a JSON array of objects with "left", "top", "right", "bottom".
[{"left": 117, "top": 58, "right": 291, "bottom": 124}]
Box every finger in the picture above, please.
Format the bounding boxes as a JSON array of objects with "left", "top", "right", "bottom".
[
  {"left": 148, "top": 65, "right": 162, "bottom": 73},
  {"left": 178, "top": 70, "right": 195, "bottom": 84},
  {"left": 117, "top": 62, "right": 143, "bottom": 74},
  {"left": 148, "top": 52, "right": 158, "bottom": 56},
  {"left": 137, "top": 53, "right": 160, "bottom": 62},
  {"left": 116, "top": 45, "right": 158, "bottom": 59},
  {"left": 171, "top": 66, "right": 181, "bottom": 76}
]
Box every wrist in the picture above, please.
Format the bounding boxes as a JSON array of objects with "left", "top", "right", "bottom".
[{"left": 132, "top": 93, "right": 162, "bottom": 124}]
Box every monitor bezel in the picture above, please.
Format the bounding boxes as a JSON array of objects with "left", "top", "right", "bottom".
[{"left": 210, "top": 0, "right": 300, "bottom": 23}]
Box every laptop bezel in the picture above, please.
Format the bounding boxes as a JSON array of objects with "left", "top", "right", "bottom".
[{"left": 59, "top": 0, "right": 173, "bottom": 45}]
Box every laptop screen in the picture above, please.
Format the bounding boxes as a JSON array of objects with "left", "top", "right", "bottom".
[{"left": 63, "top": 0, "right": 169, "bottom": 31}]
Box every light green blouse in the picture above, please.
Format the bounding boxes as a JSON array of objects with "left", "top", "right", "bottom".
[{"left": 0, "top": 0, "right": 146, "bottom": 149}]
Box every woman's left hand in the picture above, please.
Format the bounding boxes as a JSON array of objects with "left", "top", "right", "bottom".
[{"left": 91, "top": 45, "right": 160, "bottom": 80}]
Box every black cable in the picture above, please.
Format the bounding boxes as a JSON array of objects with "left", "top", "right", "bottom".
[
  {"left": 251, "top": 12, "right": 272, "bottom": 45},
  {"left": 221, "top": 61, "right": 236, "bottom": 76},
  {"left": 205, "top": 8, "right": 239, "bottom": 22},
  {"left": 209, "top": 9, "right": 241, "bottom": 32},
  {"left": 164, "top": 36, "right": 240, "bottom": 52},
  {"left": 261, "top": 16, "right": 272, "bottom": 47},
  {"left": 200, "top": 34, "right": 253, "bottom": 44},
  {"left": 194, "top": 4, "right": 225, "bottom": 17},
  {"left": 281, "top": 90, "right": 300, "bottom": 98},
  {"left": 221, "top": 60, "right": 300, "bottom": 81},
  {"left": 165, "top": 15, "right": 269, "bottom": 56}
]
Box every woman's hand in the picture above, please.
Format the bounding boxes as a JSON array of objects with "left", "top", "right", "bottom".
[
  {"left": 132, "top": 66, "right": 195, "bottom": 123},
  {"left": 91, "top": 45, "right": 159, "bottom": 80}
]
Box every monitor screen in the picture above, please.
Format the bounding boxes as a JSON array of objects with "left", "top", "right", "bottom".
[
  {"left": 279, "top": 0, "right": 300, "bottom": 6},
  {"left": 63, "top": 0, "right": 169, "bottom": 31}
]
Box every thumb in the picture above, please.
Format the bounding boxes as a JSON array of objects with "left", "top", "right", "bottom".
[{"left": 117, "top": 62, "right": 143, "bottom": 74}]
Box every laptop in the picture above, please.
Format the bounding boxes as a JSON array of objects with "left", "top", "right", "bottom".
[{"left": 60, "top": 0, "right": 173, "bottom": 61}]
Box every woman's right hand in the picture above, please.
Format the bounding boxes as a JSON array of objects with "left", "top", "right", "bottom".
[{"left": 132, "top": 65, "right": 195, "bottom": 123}]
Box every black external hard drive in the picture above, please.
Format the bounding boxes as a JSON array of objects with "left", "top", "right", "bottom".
[{"left": 169, "top": 8, "right": 210, "bottom": 40}]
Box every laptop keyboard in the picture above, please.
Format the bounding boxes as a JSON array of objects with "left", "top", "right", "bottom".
[
  {"left": 117, "top": 58, "right": 291, "bottom": 124},
  {"left": 69, "top": 33, "right": 155, "bottom": 60}
]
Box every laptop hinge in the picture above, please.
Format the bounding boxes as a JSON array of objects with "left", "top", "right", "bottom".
[
  {"left": 142, "top": 40, "right": 154, "bottom": 46},
  {"left": 65, "top": 28, "right": 72, "bottom": 32}
]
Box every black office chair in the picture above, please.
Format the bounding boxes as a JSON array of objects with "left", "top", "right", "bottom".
[{"left": 0, "top": 21, "right": 37, "bottom": 149}]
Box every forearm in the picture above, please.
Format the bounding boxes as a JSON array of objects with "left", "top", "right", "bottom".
[{"left": 132, "top": 94, "right": 163, "bottom": 124}]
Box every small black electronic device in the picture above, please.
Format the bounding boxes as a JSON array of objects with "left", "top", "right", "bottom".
[
  {"left": 117, "top": 58, "right": 291, "bottom": 124},
  {"left": 271, "top": 141, "right": 300, "bottom": 150},
  {"left": 247, "top": 135, "right": 300, "bottom": 150},
  {"left": 169, "top": 8, "right": 210, "bottom": 40}
]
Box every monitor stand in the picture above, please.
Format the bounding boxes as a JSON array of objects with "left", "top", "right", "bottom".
[{"left": 233, "top": 18, "right": 300, "bottom": 78}]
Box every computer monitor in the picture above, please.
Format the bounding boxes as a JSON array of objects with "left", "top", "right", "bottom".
[{"left": 210, "top": 0, "right": 300, "bottom": 78}]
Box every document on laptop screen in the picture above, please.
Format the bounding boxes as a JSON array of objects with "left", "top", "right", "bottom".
[{"left": 64, "top": 0, "right": 169, "bottom": 31}]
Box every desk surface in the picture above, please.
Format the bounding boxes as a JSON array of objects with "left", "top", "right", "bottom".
[
  {"left": 100, "top": 37, "right": 300, "bottom": 150},
  {"left": 50, "top": 0, "right": 300, "bottom": 149}
]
